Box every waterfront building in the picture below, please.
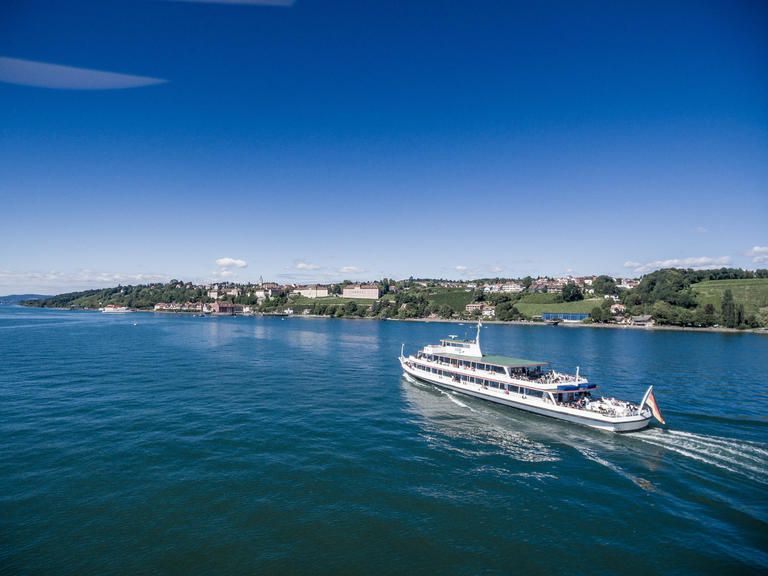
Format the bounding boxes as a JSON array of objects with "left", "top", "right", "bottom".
[
  {"left": 211, "top": 302, "right": 243, "bottom": 315},
  {"left": 466, "top": 302, "right": 496, "bottom": 317},
  {"left": 610, "top": 303, "right": 626, "bottom": 315},
  {"left": 631, "top": 314, "right": 654, "bottom": 327},
  {"left": 293, "top": 285, "right": 329, "bottom": 299},
  {"left": 542, "top": 312, "right": 590, "bottom": 322},
  {"left": 342, "top": 285, "right": 380, "bottom": 299}
]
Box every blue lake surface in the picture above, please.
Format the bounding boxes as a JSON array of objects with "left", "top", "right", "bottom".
[{"left": 1, "top": 306, "right": 767, "bottom": 574}]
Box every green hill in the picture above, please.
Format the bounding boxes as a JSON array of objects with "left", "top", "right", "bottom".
[
  {"left": 424, "top": 288, "right": 474, "bottom": 311},
  {"left": 515, "top": 297, "right": 602, "bottom": 318},
  {"left": 692, "top": 278, "right": 768, "bottom": 317}
]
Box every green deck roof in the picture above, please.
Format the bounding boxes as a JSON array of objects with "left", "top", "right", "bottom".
[{"left": 440, "top": 352, "right": 547, "bottom": 368}]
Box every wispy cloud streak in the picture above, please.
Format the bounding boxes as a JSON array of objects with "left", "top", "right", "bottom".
[
  {"left": 0, "top": 57, "right": 166, "bottom": 90},
  {"left": 747, "top": 246, "right": 768, "bottom": 265},
  {"left": 165, "top": 0, "right": 294, "bottom": 6},
  {"left": 624, "top": 256, "right": 731, "bottom": 275},
  {"left": 0, "top": 269, "right": 169, "bottom": 294}
]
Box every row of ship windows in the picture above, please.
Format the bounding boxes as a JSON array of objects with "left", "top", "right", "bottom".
[
  {"left": 418, "top": 365, "right": 544, "bottom": 398},
  {"left": 425, "top": 355, "right": 507, "bottom": 374}
]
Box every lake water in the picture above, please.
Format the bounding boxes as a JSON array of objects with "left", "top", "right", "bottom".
[{"left": 1, "top": 306, "right": 766, "bottom": 574}]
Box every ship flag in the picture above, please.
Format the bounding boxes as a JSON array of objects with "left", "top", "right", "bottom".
[{"left": 639, "top": 386, "right": 665, "bottom": 425}]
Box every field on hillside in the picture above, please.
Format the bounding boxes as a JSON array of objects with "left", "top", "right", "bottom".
[
  {"left": 515, "top": 293, "right": 561, "bottom": 304},
  {"left": 289, "top": 296, "right": 378, "bottom": 307},
  {"left": 514, "top": 298, "right": 602, "bottom": 318},
  {"left": 425, "top": 288, "right": 474, "bottom": 310},
  {"left": 692, "top": 278, "right": 768, "bottom": 317}
]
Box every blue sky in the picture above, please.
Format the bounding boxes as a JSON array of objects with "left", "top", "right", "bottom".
[{"left": 1, "top": 0, "right": 766, "bottom": 293}]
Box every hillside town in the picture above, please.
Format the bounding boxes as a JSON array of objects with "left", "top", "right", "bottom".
[
  {"left": 26, "top": 267, "right": 766, "bottom": 329},
  {"left": 150, "top": 275, "right": 649, "bottom": 323}
]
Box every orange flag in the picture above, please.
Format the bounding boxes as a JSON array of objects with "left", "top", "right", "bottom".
[{"left": 644, "top": 387, "right": 665, "bottom": 424}]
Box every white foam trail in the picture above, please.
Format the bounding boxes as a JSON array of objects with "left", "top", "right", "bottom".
[
  {"left": 405, "top": 379, "right": 559, "bottom": 463},
  {"left": 666, "top": 430, "right": 768, "bottom": 458},
  {"left": 444, "top": 392, "right": 475, "bottom": 412},
  {"left": 577, "top": 447, "right": 655, "bottom": 491},
  {"left": 634, "top": 430, "right": 768, "bottom": 485}
]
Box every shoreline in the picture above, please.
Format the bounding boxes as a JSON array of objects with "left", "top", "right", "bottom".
[
  {"left": 394, "top": 317, "right": 767, "bottom": 335},
  {"left": 16, "top": 304, "right": 767, "bottom": 335}
]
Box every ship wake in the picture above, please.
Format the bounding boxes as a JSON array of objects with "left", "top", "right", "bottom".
[{"left": 633, "top": 429, "right": 768, "bottom": 485}]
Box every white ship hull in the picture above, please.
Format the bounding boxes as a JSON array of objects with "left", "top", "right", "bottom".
[
  {"left": 401, "top": 359, "right": 651, "bottom": 433},
  {"left": 100, "top": 307, "right": 130, "bottom": 314}
]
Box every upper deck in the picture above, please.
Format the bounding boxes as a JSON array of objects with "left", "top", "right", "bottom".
[{"left": 437, "top": 351, "right": 547, "bottom": 369}]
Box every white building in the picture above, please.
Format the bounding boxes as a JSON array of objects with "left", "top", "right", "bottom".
[
  {"left": 501, "top": 283, "right": 524, "bottom": 293},
  {"left": 342, "top": 284, "right": 380, "bottom": 299},
  {"left": 293, "top": 285, "right": 329, "bottom": 299}
]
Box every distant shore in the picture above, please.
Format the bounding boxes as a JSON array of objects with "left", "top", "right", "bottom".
[{"left": 393, "top": 316, "right": 767, "bottom": 335}]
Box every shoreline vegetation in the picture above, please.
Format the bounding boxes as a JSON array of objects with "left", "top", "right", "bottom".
[
  {"left": 20, "top": 267, "right": 768, "bottom": 333},
  {"left": 18, "top": 306, "right": 767, "bottom": 335}
]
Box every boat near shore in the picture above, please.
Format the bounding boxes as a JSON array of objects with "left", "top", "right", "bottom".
[
  {"left": 399, "top": 322, "right": 664, "bottom": 432},
  {"left": 100, "top": 305, "right": 130, "bottom": 314}
]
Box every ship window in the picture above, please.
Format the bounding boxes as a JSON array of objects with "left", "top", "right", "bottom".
[
  {"left": 528, "top": 389, "right": 543, "bottom": 398},
  {"left": 491, "top": 381, "right": 499, "bottom": 389}
]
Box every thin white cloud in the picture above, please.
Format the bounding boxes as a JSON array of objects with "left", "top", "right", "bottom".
[
  {"left": 339, "top": 266, "right": 364, "bottom": 274},
  {"left": 624, "top": 256, "right": 731, "bottom": 274},
  {"left": 453, "top": 265, "right": 481, "bottom": 278},
  {"left": 0, "top": 269, "right": 169, "bottom": 294},
  {"left": 747, "top": 246, "right": 768, "bottom": 265},
  {"left": 215, "top": 257, "right": 247, "bottom": 269},
  {"left": 212, "top": 269, "right": 235, "bottom": 278},
  {"left": 695, "top": 226, "right": 709, "bottom": 234},
  {"left": 0, "top": 57, "right": 166, "bottom": 90},
  {"left": 166, "top": 0, "right": 294, "bottom": 5},
  {"left": 489, "top": 265, "right": 503, "bottom": 274},
  {"left": 294, "top": 260, "right": 320, "bottom": 271}
]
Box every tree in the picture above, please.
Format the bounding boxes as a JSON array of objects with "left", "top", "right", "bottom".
[
  {"left": 695, "top": 303, "right": 717, "bottom": 327},
  {"left": 521, "top": 276, "right": 533, "bottom": 290},
  {"left": 721, "top": 289, "right": 737, "bottom": 328},
  {"left": 561, "top": 283, "right": 584, "bottom": 302},
  {"left": 592, "top": 275, "right": 617, "bottom": 296},
  {"left": 591, "top": 306, "right": 604, "bottom": 323},
  {"left": 495, "top": 302, "right": 521, "bottom": 321}
]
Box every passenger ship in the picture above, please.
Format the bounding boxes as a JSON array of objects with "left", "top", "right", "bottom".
[{"left": 399, "top": 323, "right": 663, "bottom": 432}]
